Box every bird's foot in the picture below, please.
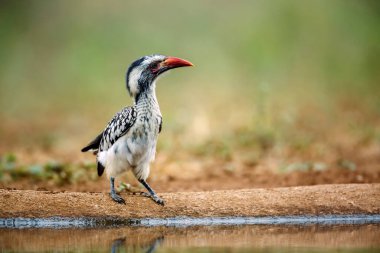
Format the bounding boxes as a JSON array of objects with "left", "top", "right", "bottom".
[
  {"left": 118, "top": 182, "right": 150, "bottom": 197},
  {"left": 110, "top": 192, "right": 126, "bottom": 204},
  {"left": 151, "top": 195, "right": 165, "bottom": 206},
  {"left": 136, "top": 192, "right": 151, "bottom": 198},
  {"left": 131, "top": 191, "right": 164, "bottom": 205},
  {"left": 138, "top": 179, "right": 165, "bottom": 206}
]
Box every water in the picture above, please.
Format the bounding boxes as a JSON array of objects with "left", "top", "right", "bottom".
[
  {"left": 2, "top": 215, "right": 380, "bottom": 228},
  {"left": 1, "top": 217, "right": 379, "bottom": 253}
]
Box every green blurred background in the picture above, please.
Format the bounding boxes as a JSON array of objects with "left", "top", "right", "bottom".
[{"left": 0, "top": 0, "right": 379, "bottom": 164}]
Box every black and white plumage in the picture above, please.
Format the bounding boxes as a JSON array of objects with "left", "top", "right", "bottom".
[
  {"left": 81, "top": 54, "right": 193, "bottom": 205},
  {"left": 81, "top": 106, "right": 137, "bottom": 177}
]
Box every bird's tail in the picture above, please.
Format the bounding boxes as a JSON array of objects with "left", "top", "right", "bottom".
[{"left": 97, "top": 162, "right": 105, "bottom": 176}]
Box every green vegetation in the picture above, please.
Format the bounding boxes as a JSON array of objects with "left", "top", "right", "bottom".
[{"left": 0, "top": 153, "right": 97, "bottom": 185}]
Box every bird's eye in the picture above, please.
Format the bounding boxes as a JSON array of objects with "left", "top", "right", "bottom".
[{"left": 150, "top": 62, "right": 161, "bottom": 73}]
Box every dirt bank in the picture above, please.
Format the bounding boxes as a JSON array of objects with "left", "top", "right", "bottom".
[{"left": 1, "top": 184, "right": 379, "bottom": 219}]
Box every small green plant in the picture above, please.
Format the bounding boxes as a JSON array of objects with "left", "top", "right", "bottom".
[
  {"left": 337, "top": 159, "right": 356, "bottom": 171},
  {"left": 0, "top": 154, "right": 98, "bottom": 185}
]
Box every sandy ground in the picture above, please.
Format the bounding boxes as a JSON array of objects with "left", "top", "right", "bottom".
[{"left": 1, "top": 184, "right": 379, "bottom": 219}]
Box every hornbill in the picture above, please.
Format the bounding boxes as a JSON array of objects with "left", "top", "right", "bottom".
[{"left": 81, "top": 54, "right": 193, "bottom": 205}]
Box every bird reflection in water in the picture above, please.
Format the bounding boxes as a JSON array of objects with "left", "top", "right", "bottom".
[{"left": 111, "top": 236, "right": 164, "bottom": 253}]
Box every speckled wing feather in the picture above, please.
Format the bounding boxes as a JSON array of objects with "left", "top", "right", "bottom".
[
  {"left": 94, "top": 106, "right": 137, "bottom": 177},
  {"left": 99, "top": 106, "right": 137, "bottom": 152}
]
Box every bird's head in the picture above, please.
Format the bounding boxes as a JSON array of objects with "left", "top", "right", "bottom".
[{"left": 126, "top": 54, "right": 193, "bottom": 100}]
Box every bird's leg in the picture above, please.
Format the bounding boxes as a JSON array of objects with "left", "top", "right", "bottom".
[
  {"left": 111, "top": 237, "right": 126, "bottom": 253},
  {"left": 139, "top": 179, "right": 164, "bottom": 206},
  {"left": 109, "top": 177, "right": 126, "bottom": 204},
  {"left": 145, "top": 236, "right": 164, "bottom": 253}
]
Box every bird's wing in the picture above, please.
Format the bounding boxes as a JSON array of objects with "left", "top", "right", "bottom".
[
  {"left": 99, "top": 106, "right": 137, "bottom": 152},
  {"left": 82, "top": 106, "right": 136, "bottom": 177},
  {"left": 97, "top": 106, "right": 137, "bottom": 177},
  {"left": 81, "top": 132, "right": 103, "bottom": 152}
]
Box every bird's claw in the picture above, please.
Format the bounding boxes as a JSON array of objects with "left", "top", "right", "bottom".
[
  {"left": 152, "top": 195, "right": 165, "bottom": 206},
  {"left": 110, "top": 192, "right": 126, "bottom": 204}
]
